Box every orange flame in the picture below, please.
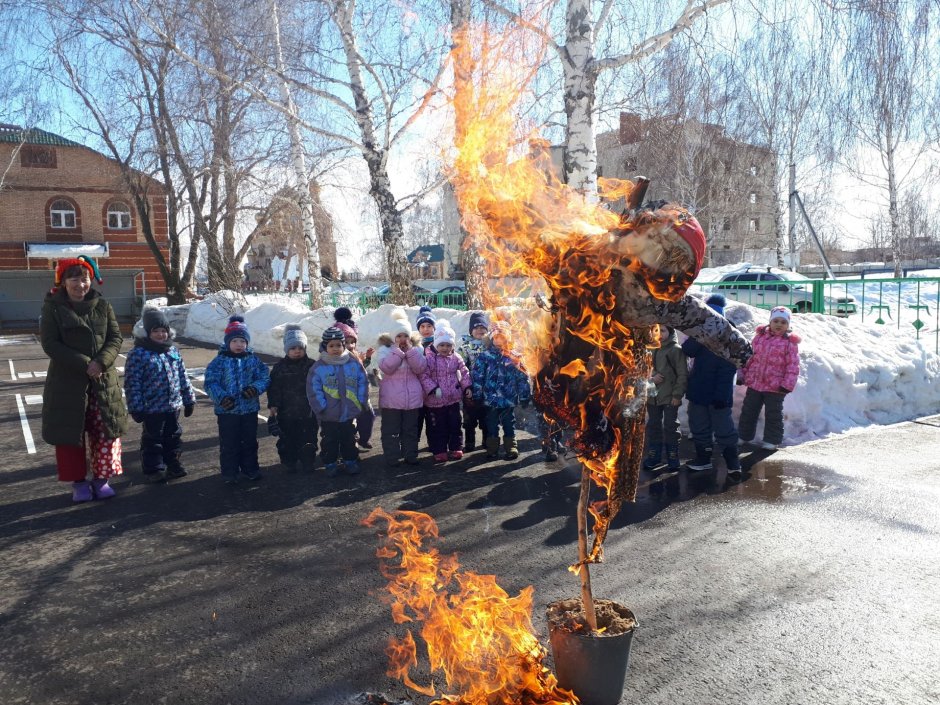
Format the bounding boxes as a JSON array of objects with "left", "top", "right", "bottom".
[
  {"left": 445, "top": 23, "right": 698, "bottom": 564},
  {"left": 364, "top": 508, "right": 579, "bottom": 705}
]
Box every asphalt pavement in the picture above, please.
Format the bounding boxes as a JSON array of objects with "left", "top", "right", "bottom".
[{"left": 0, "top": 333, "right": 937, "bottom": 705}]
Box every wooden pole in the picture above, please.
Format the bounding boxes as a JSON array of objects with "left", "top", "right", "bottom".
[{"left": 577, "top": 463, "right": 598, "bottom": 632}]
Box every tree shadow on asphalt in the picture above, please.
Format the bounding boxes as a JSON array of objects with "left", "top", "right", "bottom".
[{"left": 461, "top": 439, "right": 778, "bottom": 549}]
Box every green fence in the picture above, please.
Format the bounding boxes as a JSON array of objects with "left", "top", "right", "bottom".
[
  {"left": 694, "top": 277, "right": 940, "bottom": 354},
  {"left": 327, "top": 290, "right": 468, "bottom": 311}
]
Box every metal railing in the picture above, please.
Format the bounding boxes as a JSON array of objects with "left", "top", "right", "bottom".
[
  {"left": 694, "top": 277, "right": 940, "bottom": 354},
  {"left": 327, "top": 290, "right": 469, "bottom": 311}
]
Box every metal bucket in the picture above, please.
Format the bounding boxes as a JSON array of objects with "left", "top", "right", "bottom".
[{"left": 548, "top": 607, "right": 637, "bottom": 705}]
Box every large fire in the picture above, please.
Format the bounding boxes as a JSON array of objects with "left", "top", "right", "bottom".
[
  {"left": 448, "top": 26, "right": 700, "bottom": 565},
  {"left": 363, "top": 508, "right": 579, "bottom": 704}
]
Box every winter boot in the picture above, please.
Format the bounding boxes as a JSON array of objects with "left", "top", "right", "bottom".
[
  {"left": 344, "top": 459, "right": 360, "bottom": 476},
  {"left": 433, "top": 452, "right": 449, "bottom": 464},
  {"left": 72, "top": 481, "right": 93, "bottom": 503},
  {"left": 324, "top": 463, "right": 339, "bottom": 478},
  {"left": 464, "top": 429, "right": 475, "bottom": 452},
  {"left": 543, "top": 441, "right": 558, "bottom": 462},
  {"left": 687, "top": 445, "right": 713, "bottom": 471},
  {"left": 665, "top": 445, "right": 681, "bottom": 470},
  {"left": 723, "top": 446, "right": 742, "bottom": 483},
  {"left": 143, "top": 469, "right": 167, "bottom": 484},
  {"left": 504, "top": 437, "right": 519, "bottom": 461},
  {"left": 485, "top": 437, "right": 500, "bottom": 459},
  {"left": 165, "top": 453, "right": 187, "bottom": 479},
  {"left": 448, "top": 450, "right": 464, "bottom": 460},
  {"left": 91, "top": 478, "right": 116, "bottom": 499},
  {"left": 642, "top": 444, "right": 663, "bottom": 470}
]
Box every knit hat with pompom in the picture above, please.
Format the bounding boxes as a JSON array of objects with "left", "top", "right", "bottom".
[{"left": 223, "top": 315, "right": 250, "bottom": 346}]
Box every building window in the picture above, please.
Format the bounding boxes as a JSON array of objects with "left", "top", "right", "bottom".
[
  {"left": 722, "top": 218, "right": 731, "bottom": 231},
  {"left": 50, "top": 200, "right": 76, "bottom": 229},
  {"left": 21, "top": 145, "right": 57, "bottom": 168},
  {"left": 749, "top": 192, "right": 758, "bottom": 204},
  {"left": 623, "top": 157, "right": 637, "bottom": 172},
  {"left": 749, "top": 218, "right": 759, "bottom": 232},
  {"left": 107, "top": 202, "right": 132, "bottom": 229},
  {"left": 749, "top": 164, "right": 758, "bottom": 176}
]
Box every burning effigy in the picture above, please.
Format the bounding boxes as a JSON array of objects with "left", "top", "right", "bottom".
[{"left": 448, "top": 57, "right": 751, "bottom": 568}]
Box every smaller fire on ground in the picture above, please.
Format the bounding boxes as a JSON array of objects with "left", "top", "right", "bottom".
[{"left": 363, "top": 508, "right": 579, "bottom": 705}]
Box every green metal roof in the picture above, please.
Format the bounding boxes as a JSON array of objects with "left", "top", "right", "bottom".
[{"left": 0, "top": 124, "right": 86, "bottom": 148}]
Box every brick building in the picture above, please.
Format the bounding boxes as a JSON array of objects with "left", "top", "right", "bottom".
[
  {"left": 592, "top": 113, "right": 779, "bottom": 266},
  {"left": 0, "top": 125, "right": 169, "bottom": 293}
]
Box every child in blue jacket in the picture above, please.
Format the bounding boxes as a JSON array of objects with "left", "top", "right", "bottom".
[
  {"left": 204, "top": 315, "right": 270, "bottom": 484},
  {"left": 308, "top": 326, "right": 369, "bottom": 477},
  {"left": 124, "top": 308, "right": 196, "bottom": 483},
  {"left": 471, "top": 321, "right": 531, "bottom": 460}
]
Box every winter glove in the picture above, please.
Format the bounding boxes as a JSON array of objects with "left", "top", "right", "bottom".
[
  {"left": 219, "top": 396, "right": 236, "bottom": 411},
  {"left": 777, "top": 387, "right": 790, "bottom": 395},
  {"left": 183, "top": 404, "right": 195, "bottom": 418},
  {"left": 432, "top": 387, "right": 442, "bottom": 399},
  {"left": 131, "top": 411, "right": 145, "bottom": 424},
  {"left": 463, "top": 388, "right": 473, "bottom": 401},
  {"left": 241, "top": 386, "right": 259, "bottom": 399},
  {"left": 267, "top": 415, "right": 281, "bottom": 437}
]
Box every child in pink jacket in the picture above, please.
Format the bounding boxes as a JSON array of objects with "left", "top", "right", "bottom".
[
  {"left": 420, "top": 320, "right": 472, "bottom": 463},
  {"left": 376, "top": 309, "right": 428, "bottom": 467},
  {"left": 737, "top": 306, "right": 801, "bottom": 450}
]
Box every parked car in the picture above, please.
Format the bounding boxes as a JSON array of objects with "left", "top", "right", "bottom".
[{"left": 712, "top": 267, "right": 857, "bottom": 316}]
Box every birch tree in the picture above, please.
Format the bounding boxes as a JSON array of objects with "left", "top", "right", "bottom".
[
  {"left": 485, "top": 0, "right": 731, "bottom": 199},
  {"left": 28, "top": 0, "right": 287, "bottom": 297},
  {"left": 731, "top": 3, "right": 837, "bottom": 267},
  {"left": 839, "top": 0, "right": 940, "bottom": 277}
]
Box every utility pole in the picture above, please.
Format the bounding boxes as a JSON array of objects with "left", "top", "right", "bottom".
[
  {"left": 787, "top": 162, "right": 797, "bottom": 272},
  {"left": 271, "top": 0, "right": 324, "bottom": 309}
]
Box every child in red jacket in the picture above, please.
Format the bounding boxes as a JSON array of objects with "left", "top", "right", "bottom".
[{"left": 737, "top": 306, "right": 801, "bottom": 450}]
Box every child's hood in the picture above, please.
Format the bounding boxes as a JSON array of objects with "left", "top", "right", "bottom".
[{"left": 755, "top": 324, "right": 801, "bottom": 344}]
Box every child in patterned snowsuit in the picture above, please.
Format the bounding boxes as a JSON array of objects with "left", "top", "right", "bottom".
[
  {"left": 333, "top": 315, "right": 376, "bottom": 450},
  {"left": 457, "top": 311, "right": 489, "bottom": 452},
  {"left": 308, "top": 326, "right": 369, "bottom": 477},
  {"left": 204, "top": 315, "right": 270, "bottom": 484},
  {"left": 737, "top": 306, "right": 801, "bottom": 451},
  {"left": 124, "top": 308, "right": 196, "bottom": 483},
  {"left": 471, "top": 321, "right": 532, "bottom": 460},
  {"left": 420, "top": 320, "right": 472, "bottom": 463}
]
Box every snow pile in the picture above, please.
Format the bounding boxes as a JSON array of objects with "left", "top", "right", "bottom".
[
  {"left": 721, "top": 300, "right": 939, "bottom": 443},
  {"left": 171, "top": 291, "right": 939, "bottom": 446}
]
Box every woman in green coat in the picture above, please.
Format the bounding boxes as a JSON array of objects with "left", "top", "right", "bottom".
[{"left": 40, "top": 256, "right": 128, "bottom": 502}]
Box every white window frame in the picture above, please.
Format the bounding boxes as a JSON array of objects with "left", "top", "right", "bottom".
[
  {"left": 749, "top": 192, "right": 758, "bottom": 204},
  {"left": 107, "top": 202, "right": 132, "bottom": 229},
  {"left": 749, "top": 218, "right": 759, "bottom": 232},
  {"left": 50, "top": 200, "right": 76, "bottom": 229}
]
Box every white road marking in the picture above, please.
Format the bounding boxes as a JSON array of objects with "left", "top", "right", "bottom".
[
  {"left": 18, "top": 372, "right": 33, "bottom": 379},
  {"left": 14, "top": 394, "right": 37, "bottom": 454},
  {"left": 8, "top": 359, "right": 15, "bottom": 381},
  {"left": 24, "top": 395, "right": 43, "bottom": 405},
  {"left": 34, "top": 371, "right": 46, "bottom": 378}
]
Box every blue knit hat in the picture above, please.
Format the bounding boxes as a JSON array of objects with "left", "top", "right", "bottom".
[
  {"left": 223, "top": 315, "right": 250, "bottom": 346},
  {"left": 283, "top": 324, "right": 307, "bottom": 353},
  {"left": 416, "top": 305, "right": 436, "bottom": 329},
  {"left": 706, "top": 293, "right": 726, "bottom": 316},
  {"left": 468, "top": 311, "right": 489, "bottom": 334}
]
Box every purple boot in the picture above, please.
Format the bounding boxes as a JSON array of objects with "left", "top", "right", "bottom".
[
  {"left": 72, "top": 481, "right": 93, "bottom": 503},
  {"left": 91, "top": 478, "right": 116, "bottom": 499}
]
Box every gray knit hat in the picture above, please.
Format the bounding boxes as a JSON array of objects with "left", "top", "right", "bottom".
[{"left": 283, "top": 324, "right": 307, "bottom": 353}]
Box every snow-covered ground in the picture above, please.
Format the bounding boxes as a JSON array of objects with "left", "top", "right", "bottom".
[{"left": 151, "top": 286, "right": 940, "bottom": 448}]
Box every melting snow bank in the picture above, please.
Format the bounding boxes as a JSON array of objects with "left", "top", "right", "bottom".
[{"left": 163, "top": 291, "right": 940, "bottom": 446}]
